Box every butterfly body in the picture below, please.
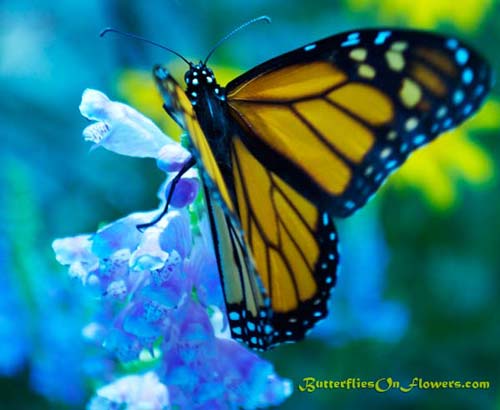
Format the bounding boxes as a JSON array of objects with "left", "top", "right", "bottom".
[
  {"left": 183, "top": 63, "right": 237, "bottom": 185},
  {"left": 153, "top": 28, "right": 492, "bottom": 350}
]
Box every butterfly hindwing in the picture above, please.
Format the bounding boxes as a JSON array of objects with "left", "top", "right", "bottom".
[
  {"left": 226, "top": 29, "right": 492, "bottom": 217},
  {"left": 229, "top": 136, "right": 339, "bottom": 349},
  {"left": 203, "top": 184, "right": 271, "bottom": 349}
]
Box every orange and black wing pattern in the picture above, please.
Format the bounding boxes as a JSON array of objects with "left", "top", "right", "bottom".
[
  {"left": 153, "top": 28, "right": 492, "bottom": 351},
  {"left": 225, "top": 137, "right": 338, "bottom": 349},
  {"left": 226, "top": 29, "right": 492, "bottom": 217}
]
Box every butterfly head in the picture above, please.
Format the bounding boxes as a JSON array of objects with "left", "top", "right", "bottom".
[{"left": 185, "top": 62, "right": 224, "bottom": 103}]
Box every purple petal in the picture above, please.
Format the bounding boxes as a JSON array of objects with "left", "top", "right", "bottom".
[
  {"left": 122, "top": 301, "right": 165, "bottom": 339},
  {"left": 168, "top": 171, "right": 199, "bottom": 209},
  {"left": 185, "top": 229, "right": 224, "bottom": 310},
  {"left": 214, "top": 339, "right": 292, "bottom": 408},
  {"left": 103, "top": 328, "right": 142, "bottom": 362},
  {"left": 130, "top": 226, "right": 168, "bottom": 271},
  {"left": 159, "top": 210, "right": 192, "bottom": 259},
  {"left": 92, "top": 215, "right": 143, "bottom": 259},
  {"left": 157, "top": 144, "right": 192, "bottom": 173}
]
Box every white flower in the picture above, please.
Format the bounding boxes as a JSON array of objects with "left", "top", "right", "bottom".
[{"left": 89, "top": 372, "right": 169, "bottom": 410}]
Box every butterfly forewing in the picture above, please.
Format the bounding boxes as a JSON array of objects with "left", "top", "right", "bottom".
[{"left": 226, "top": 29, "right": 492, "bottom": 217}]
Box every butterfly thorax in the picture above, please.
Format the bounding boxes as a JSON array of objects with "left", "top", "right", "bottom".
[{"left": 185, "top": 62, "right": 232, "bottom": 166}]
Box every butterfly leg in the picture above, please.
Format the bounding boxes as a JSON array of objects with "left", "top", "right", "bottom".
[{"left": 136, "top": 155, "right": 196, "bottom": 231}]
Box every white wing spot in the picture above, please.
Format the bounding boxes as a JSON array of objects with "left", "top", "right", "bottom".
[
  {"left": 385, "top": 160, "right": 397, "bottom": 169},
  {"left": 446, "top": 38, "right": 458, "bottom": 50},
  {"left": 358, "top": 64, "right": 376, "bottom": 79},
  {"left": 413, "top": 134, "right": 426, "bottom": 145},
  {"left": 385, "top": 50, "right": 405, "bottom": 71},
  {"left": 463, "top": 104, "right": 473, "bottom": 115},
  {"left": 462, "top": 68, "right": 474, "bottom": 84},
  {"left": 391, "top": 41, "right": 408, "bottom": 52},
  {"left": 436, "top": 106, "right": 448, "bottom": 118},
  {"left": 374, "top": 30, "right": 391, "bottom": 45},
  {"left": 349, "top": 48, "right": 367, "bottom": 61},
  {"left": 453, "top": 89, "right": 465, "bottom": 105},
  {"left": 387, "top": 130, "right": 397, "bottom": 140},
  {"left": 345, "top": 200, "right": 355, "bottom": 209},
  {"left": 341, "top": 32, "right": 361, "bottom": 47},
  {"left": 380, "top": 148, "right": 391, "bottom": 159},
  {"left": 456, "top": 48, "right": 469, "bottom": 65},
  {"left": 405, "top": 117, "right": 419, "bottom": 131}
]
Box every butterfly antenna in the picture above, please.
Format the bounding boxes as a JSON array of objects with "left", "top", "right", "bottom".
[
  {"left": 203, "top": 15, "right": 271, "bottom": 65},
  {"left": 100, "top": 28, "right": 192, "bottom": 66}
]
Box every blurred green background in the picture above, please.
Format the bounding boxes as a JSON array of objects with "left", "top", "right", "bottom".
[{"left": 1, "top": 0, "right": 499, "bottom": 409}]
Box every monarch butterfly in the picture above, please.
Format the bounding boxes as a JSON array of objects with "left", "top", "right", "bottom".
[{"left": 103, "top": 17, "right": 492, "bottom": 351}]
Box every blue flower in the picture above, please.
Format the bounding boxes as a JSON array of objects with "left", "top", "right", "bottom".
[{"left": 54, "top": 89, "right": 292, "bottom": 410}]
